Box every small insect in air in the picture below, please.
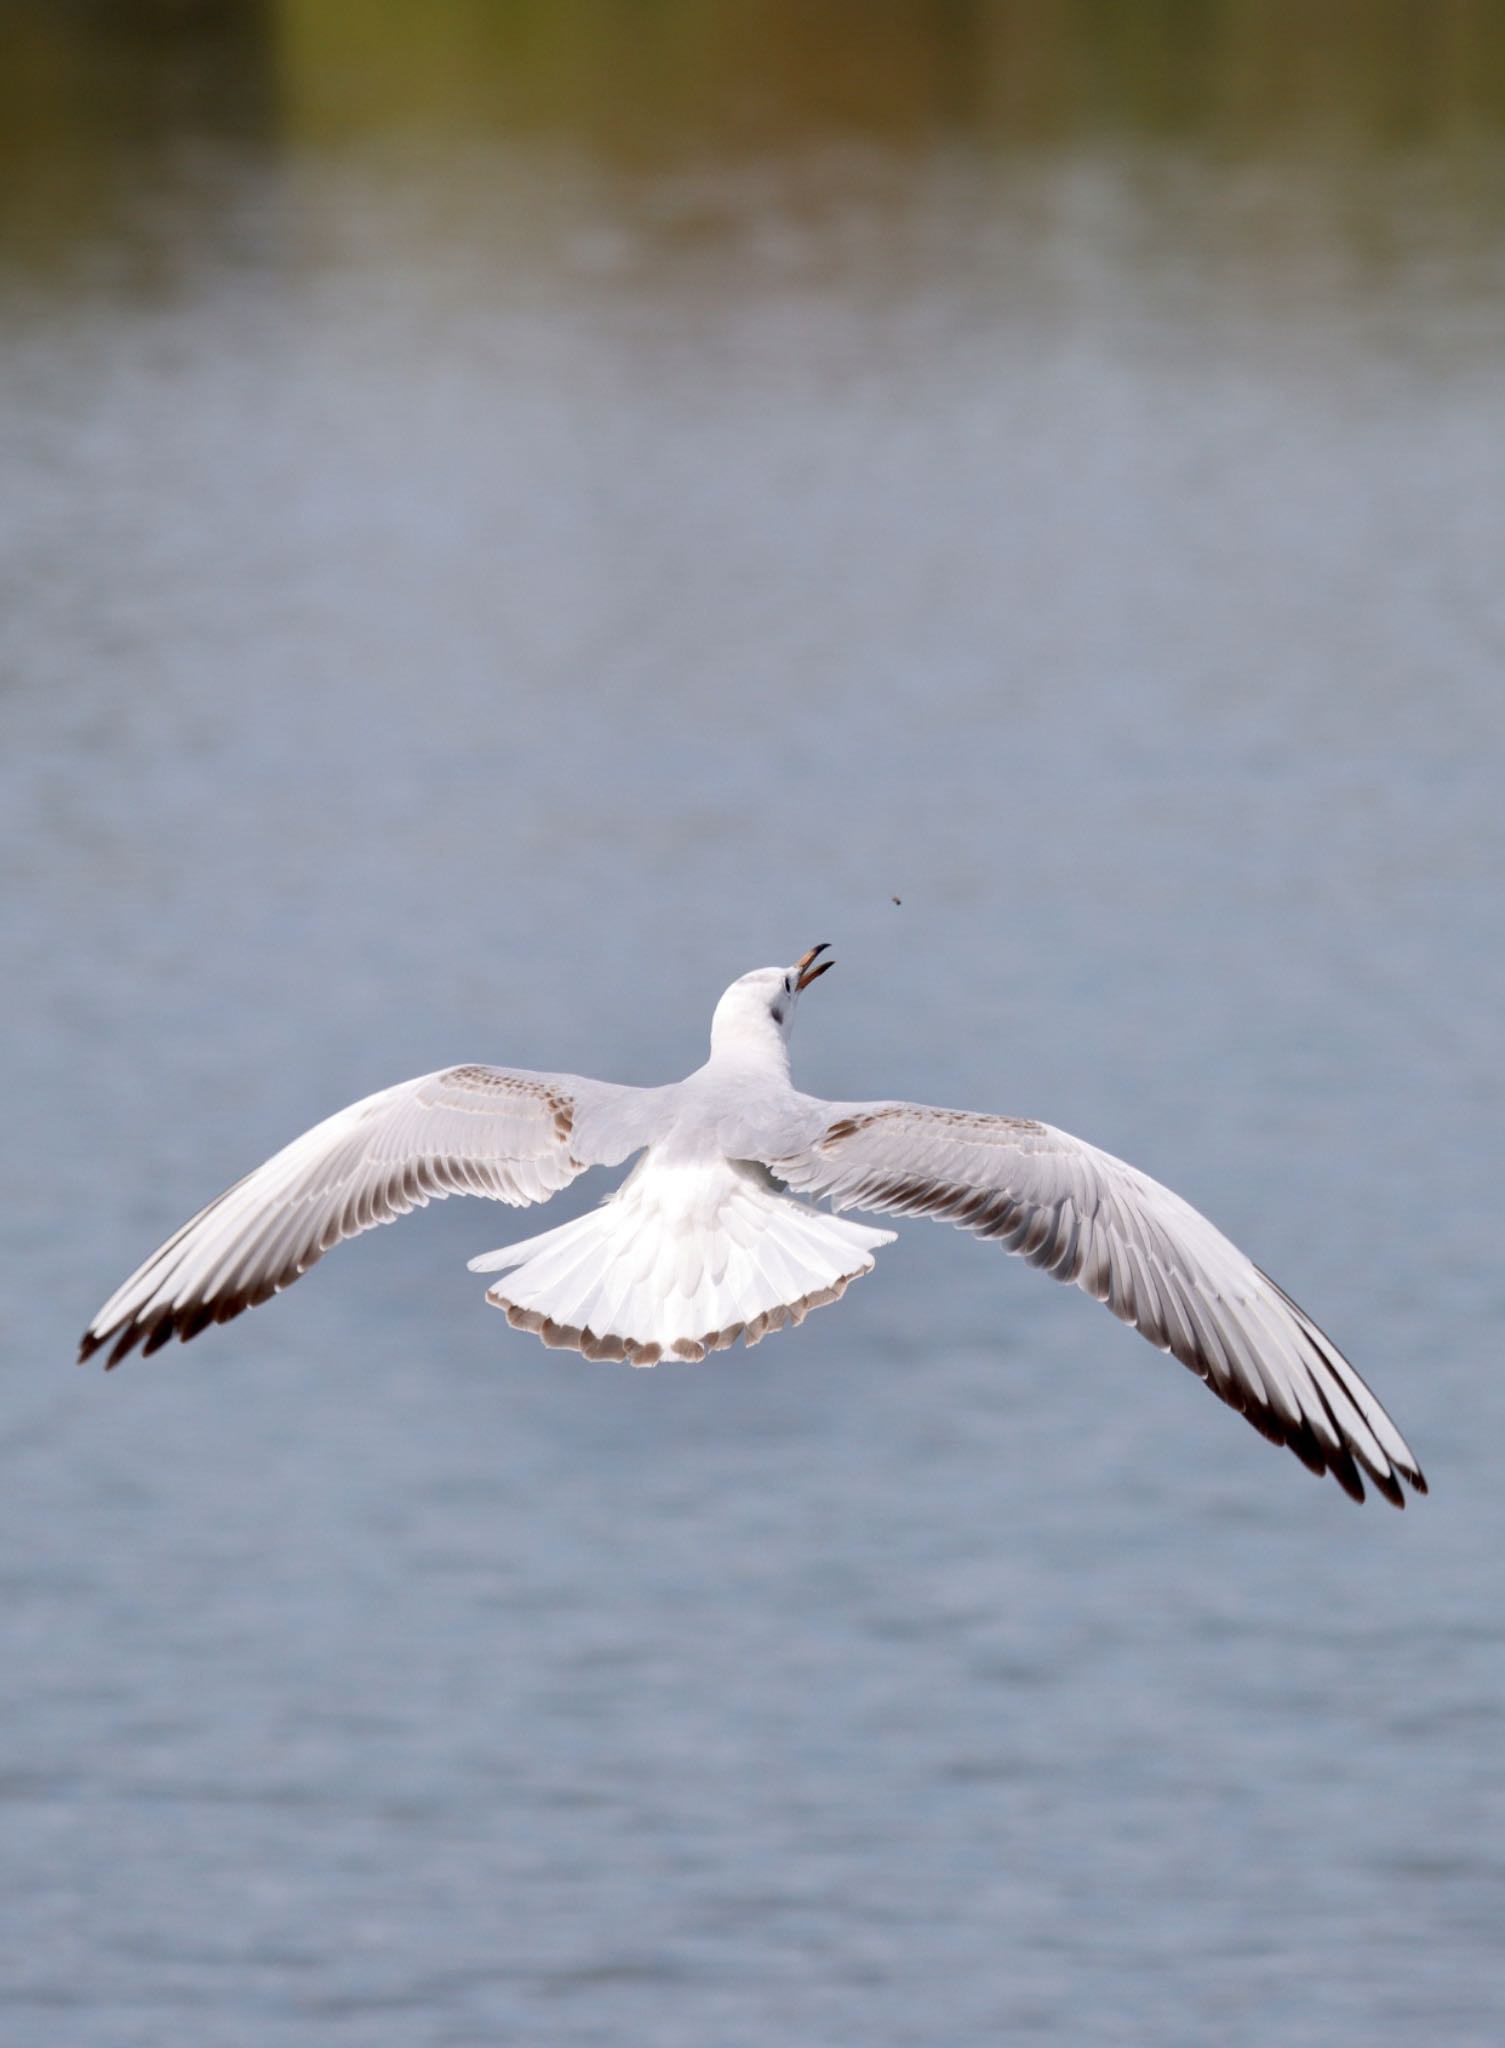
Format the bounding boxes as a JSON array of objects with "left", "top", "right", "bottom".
[{"left": 891, "top": 895, "right": 902, "bottom": 906}]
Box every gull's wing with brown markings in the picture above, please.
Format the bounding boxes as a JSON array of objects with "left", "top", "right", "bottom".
[
  {"left": 769, "top": 1101, "right": 1425, "bottom": 1506},
  {"left": 80, "top": 1066, "right": 670, "bottom": 1368}
]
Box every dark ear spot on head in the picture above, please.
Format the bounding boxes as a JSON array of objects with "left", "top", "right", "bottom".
[{"left": 770, "top": 1004, "right": 786, "bottom": 1025}]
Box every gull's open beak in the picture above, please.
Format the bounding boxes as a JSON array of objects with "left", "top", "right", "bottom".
[{"left": 795, "top": 941, "right": 834, "bottom": 991}]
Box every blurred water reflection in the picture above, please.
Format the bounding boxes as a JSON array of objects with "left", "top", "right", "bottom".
[{"left": 3, "top": 7, "right": 1505, "bottom": 2047}]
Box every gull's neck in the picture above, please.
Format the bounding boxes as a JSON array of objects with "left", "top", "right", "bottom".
[{"left": 704, "top": 1019, "right": 793, "bottom": 1081}]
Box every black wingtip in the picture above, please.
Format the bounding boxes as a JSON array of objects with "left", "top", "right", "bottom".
[
  {"left": 90, "top": 1283, "right": 279, "bottom": 1371},
  {"left": 178, "top": 1301, "right": 217, "bottom": 1342},
  {"left": 1367, "top": 1464, "right": 1406, "bottom": 1510},
  {"left": 105, "top": 1321, "right": 147, "bottom": 1370},
  {"left": 1326, "top": 1447, "right": 1368, "bottom": 1505}
]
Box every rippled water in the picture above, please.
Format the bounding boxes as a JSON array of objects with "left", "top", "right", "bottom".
[{"left": 4, "top": 8, "right": 1505, "bottom": 2044}]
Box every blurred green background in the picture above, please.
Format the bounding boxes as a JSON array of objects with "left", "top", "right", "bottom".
[{"left": 6, "top": 1, "right": 1505, "bottom": 259}]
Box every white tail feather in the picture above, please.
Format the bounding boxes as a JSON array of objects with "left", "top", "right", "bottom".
[{"left": 468, "top": 1158, "right": 894, "bottom": 1365}]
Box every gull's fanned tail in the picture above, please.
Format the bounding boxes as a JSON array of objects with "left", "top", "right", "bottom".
[{"left": 468, "top": 1157, "right": 895, "bottom": 1366}]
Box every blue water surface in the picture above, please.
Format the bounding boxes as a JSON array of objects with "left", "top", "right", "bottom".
[{"left": 3, "top": 14, "right": 1504, "bottom": 2044}]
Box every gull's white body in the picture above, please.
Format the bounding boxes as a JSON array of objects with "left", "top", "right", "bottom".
[{"left": 81, "top": 952, "right": 1427, "bottom": 1507}]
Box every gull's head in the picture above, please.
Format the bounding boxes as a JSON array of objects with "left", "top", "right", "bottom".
[{"left": 709, "top": 944, "right": 834, "bottom": 1059}]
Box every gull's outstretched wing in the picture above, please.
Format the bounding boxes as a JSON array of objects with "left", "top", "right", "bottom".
[
  {"left": 770, "top": 1101, "right": 1425, "bottom": 1506},
  {"left": 80, "top": 1066, "right": 670, "bottom": 1368}
]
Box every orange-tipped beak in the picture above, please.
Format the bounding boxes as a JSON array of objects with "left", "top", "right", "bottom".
[{"left": 795, "top": 942, "right": 834, "bottom": 991}]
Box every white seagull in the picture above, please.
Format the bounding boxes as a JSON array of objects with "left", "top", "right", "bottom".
[{"left": 81, "top": 946, "right": 1425, "bottom": 1506}]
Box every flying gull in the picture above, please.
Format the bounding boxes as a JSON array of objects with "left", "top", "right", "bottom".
[{"left": 80, "top": 946, "right": 1425, "bottom": 1506}]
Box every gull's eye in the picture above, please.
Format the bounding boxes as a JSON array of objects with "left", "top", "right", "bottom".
[{"left": 783, "top": 976, "right": 792, "bottom": 993}]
